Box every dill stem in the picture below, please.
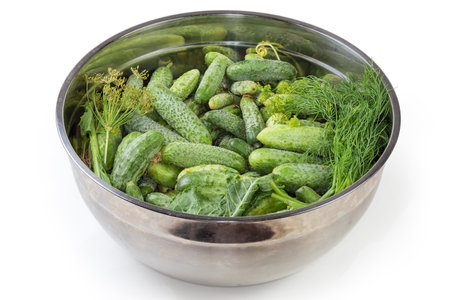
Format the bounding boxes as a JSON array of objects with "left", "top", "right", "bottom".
[{"left": 104, "top": 130, "right": 110, "bottom": 167}]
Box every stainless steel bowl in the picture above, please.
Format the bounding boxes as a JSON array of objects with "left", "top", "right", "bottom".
[{"left": 56, "top": 11, "right": 400, "bottom": 286}]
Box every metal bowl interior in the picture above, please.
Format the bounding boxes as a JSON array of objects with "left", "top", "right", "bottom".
[{"left": 56, "top": 11, "right": 400, "bottom": 286}]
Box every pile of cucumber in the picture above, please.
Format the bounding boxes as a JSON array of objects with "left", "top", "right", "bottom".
[{"left": 94, "top": 45, "right": 336, "bottom": 217}]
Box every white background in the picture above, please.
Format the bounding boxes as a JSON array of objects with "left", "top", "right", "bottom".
[{"left": 1, "top": 0, "right": 449, "bottom": 299}]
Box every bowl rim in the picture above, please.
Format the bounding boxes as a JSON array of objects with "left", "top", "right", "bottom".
[{"left": 56, "top": 10, "right": 401, "bottom": 222}]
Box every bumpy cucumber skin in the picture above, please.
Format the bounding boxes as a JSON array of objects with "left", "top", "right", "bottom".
[
  {"left": 161, "top": 142, "right": 247, "bottom": 173},
  {"left": 202, "top": 46, "right": 239, "bottom": 61},
  {"left": 295, "top": 186, "right": 321, "bottom": 203},
  {"left": 170, "top": 69, "right": 200, "bottom": 100},
  {"left": 148, "top": 66, "right": 173, "bottom": 88},
  {"left": 208, "top": 93, "right": 239, "bottom": 110},
  {"left": 114, "top": 132, "right": 141, "bottom": 161},
  {"left": 195, "top": 55, "right": 230, "bottom": 104},
  {"left": 111, "top": 130, "right": 164, "bottom": 191},
  {"left": 97, "top": 130, "right": 122, "bottom": 171},
  {"left": 127, "top": 74, "right": 144, "bottom": 88},
  {"left": 176, "top": 171, "right": 233, "bottom": 192},
  {"left": 240, "top": 96, "right": 266, "bottom": 146},
  {"left": 148, "top": 162, "right": 181, "bottom": 188},
  {"left": 138, "top": 175, "right": 157, "bottom": 196},
  {"left": 257, "top": 124, "right": 332, "bottom": 155},
  {"left": 204, "top": 52, "right": 234, "bottom": 66},
  {"left": 272, "top": 163, "right": 331, "bottom": 194},
  {"left": 151, "top": 84, "right": 212, "bottom": 145},
  {"left": 226, "top": 60, "right": 297, "bottom": 82},
  {"left": 248, "top": 148, "right": 321, "bottom": 175},
  {"left": 176, "top": 164, "right": 239, "bottom": 181},
  {"left": 125, "top": 181, "right": 144, "bottom": 201},
  {"left": 219, "top": 137, "right": 254, "bottom": 159},
  {"left": 204, "top": 110, "right": 246, "bottom": 140},
  {"left": 123, "top": 114, "right": 186, "bottom": 144},
  {"left": 230, "top": 81, "right": 258, "bottom": 95},
  {"left": 221, "top": 104, "right": 242, "bottom": 116}
]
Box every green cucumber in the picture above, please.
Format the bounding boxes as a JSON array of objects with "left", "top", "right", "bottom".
[
  {"left": 114, "top": 132, "right": 142, "bottom": 162},
  {"left": 111, "top": 130, "right": 164, "bottom": 191},
  {"left": 97, "top": 130, "right": 122, "bottom": 171},
  {"left": 151, "top": 84, "right": 212, "bottom": 144},
  {"left": 170, "top": 69, "right": 200, "bottom": 100},
  {"left": 256, "top": 124, "right": 332, "bottom": 155},
  {"left": 177, "top": 164, "right": 240, "bottom": 181},
  {"left": 145, "top": 192, "right": 173, "bottom": 207},
  {"left": 226, "top": 59, "right": 297, "bottom": 82},
  {"left": 244, "top": 53, "right": 263, "bottom": 60},
  {"left": 240, "top": 96, "right": 265, "bottom": 146},
  {"left": 126, "top": 74, "right": 144, "bottom": 88},
  {"left": 266, "top": 113, "right": 288, "bottom": 127},
  {"left": 148, "top": 66, "right": 173, "bottom": 89},
  {"left": 200, "top": 116, "right": 226, "bottom": 143},
  {"left": 230, "top": 81, "right": 258, "bottom": 95},
  {"left": 246, "top": 196, "right": 286, "bottom": 216},
  {"left": 161, "top": 142, "right": 247, "bottom": 173},
  {"left": 295, "top": 186, "right": 321, "bottom": 203},
  {"left": 123, "top": 114, "right": 186, "bottom": 144},
  {"left": 195, "top": 55, "right": 230, "bottom": 104},
  {"left": 204, "top": 51, "right": 234, "bottom": 66},
  {"left": 202, "top": 45, "right": 239, "bottom": 61},
  {"left": 138, "top": 175, "right": 157, "bottom": 196},
  {"left": 176, "top": 171, "right": 234, "bottom": 192},
  {"left": 221, "top": 104, "right": 242, "bottom": 116},
  {"left": 272, "top": 163, "right": 331, "bottom": 194},
  {"left": 219, "top": 137, "right": 254, "bottom": 159},
  {"left": 322, "top": 73, "right": 343, "bottom": 84},
  {"left": 208, "top": 93, "right": 240, "bottom": 110},
  {"left": 259, "top": 107, "right": 271, "bottom": 122},
  {"left": 185, "top": 98, "right": 208, "bottom": 116},
  {"left": 248, "top": 148, "right": 320, "bottom": 175},
  {"left": 148, "top": 162, "right": 181, "bottom": 188},
  {"left": 125, "top": 181, "right": 144, "bottom": 201},
  {"left": 203, "top": 110, "right": 246, "bottom": 140}
]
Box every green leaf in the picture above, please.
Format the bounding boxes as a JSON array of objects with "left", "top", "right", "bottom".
[
  {"left": 224, "top": 176, "right": 261, "bottom": 217},
  {"left": 168, "top": 187, "right": 227, "bottom": 216},
  {"left": 79, "top": 107, "right": 94, "bottom": 137}
]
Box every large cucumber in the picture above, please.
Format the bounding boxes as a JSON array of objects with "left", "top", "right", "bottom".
[
  {"left": 248, "top": 148, "right": 320, "bottom": 174},
  {"left": 256, "top": 124, "right": 332, "bottom": 155},
  {"left": 240, "top": 96, "right": 265, "bottom": 146},
  {"left": 161, "top": 142, "right": 247, "bottom": 173},
  {"left": 195, "top": 55, "right": 231, "bottom": 103},
  {"left": 203, "top": 110, "right": 246, "bottom": 140},
  {"left": 111, "top": 130, "right": 164, "bottom": 191},
  {"left": 150, "top": 84, "right": 212, "bottom": 144},
  {"left": 114, "top": 131, "right": 141, "bottom": 160},
  {"left": 123, "top": 114, "right": 186, "bottom": 144},
  {"left": 272, "top": 163, "right": 331, "bottom": 194},
  {"left": 226, "top": 60, "right": 297, "bottom": 82}
]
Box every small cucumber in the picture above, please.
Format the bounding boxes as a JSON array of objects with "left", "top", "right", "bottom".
[
  {"left": 126, "top": 74, "right": 144, "bottom": 88},
  {"left": 97, "top": 130, "right": 122, "bottom": 171},
  {"left": 221, "top": 104, "right": 242, "bottom": 116},
  {"left": 203, "top": 110, "right": 246, "bottom": 140},
  {"left": 202, "top": 45, "right": 239, "bottom": 61},
  {"left": 248, "top": 148, "right": 321, "bottom": 175},
  {"left": 161, "top": 142, "right": 247, "bottom": 173},
  {"left": 230, "top": 81, "right": 258, "bottom": 95},
  {"left": 125, "top": 181, "right": 144, "bottom": 201},
  {"left": 123, "top": 114, "right": 186, "bottom": 144},
  {"left": 256, "top": 124, "right": 332, "bottom": 155},
  {"left": 219, "top": 137, "right": 254, "bottom": 159},
  {"left": 115, "top": 131, "right": 141, "bottom": 159},
  {"left": 151, "top": 84, "right": 212, "bottom": 145},
  {"left": 204, "top": 51, "right": 234, "bottom": 66},
  {"left": 195, "top": 55, "right": 230, "bottom": 104},
  {"left": 148, "top": 66, "right": 173, "bottom": 88},
  {"left": 177, "top": 164, "right": 240, "bottom": 181},
  {"left": 208, "top": 93, "right": 240, "bottom": 110},
  {"left": 272, "top": 163, "right": 331, "bottom": 194},
  {"left": 240, "top": 96, "right": 265, "bottom": 146},
  {"left": 244, "top": 53, "right": 263, "bottom": 60},
  {"left": 185, "top": 98, "right": 208, "bottom": 116},
  {"left": 170, "top": 69, "right": 200, "bottom": 100},
  {"left": 138, "top": 175, "right": 157, "bottom": 196},
  {"left": 322, "top": 73, "right": 343, "bottom": 84},
  {"left": 295, "top": 186, "right": 321, "bottom": 203},
  {"left": 148, "top": 161, "right": 181, "bottom": 188},
  {"left": 200, "top": 116, "right": 226, "bottom": 143},
  {"left": 145, "top": 192, "right": 173, "bottom": 208},
  {"left": 246, "top": 196, "right": 286, "bottom": 216},
  {"left": 226, "top": 59, "right": 297, "bottom": 82},
  {"left": 176, "top": 171, "right": 234, "bottom": 192},
  {"left": 111, "top": 130, "right": 164, "bottom": 191}
]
